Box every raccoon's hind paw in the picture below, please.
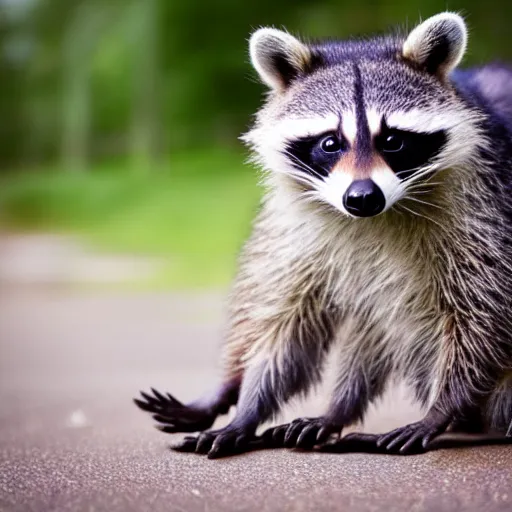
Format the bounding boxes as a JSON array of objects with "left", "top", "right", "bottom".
[
  {"left": 261, "top": 417, "right": 343, "bottom": 450},
  {"left": 171, "top": 425, "right": 262, "bottom": 459},
  {"left": 134, "top": 388, "right": 216, "bottom": 433},
  {"left": 376, "top": 413, "right": 451, "bottom": 455}
]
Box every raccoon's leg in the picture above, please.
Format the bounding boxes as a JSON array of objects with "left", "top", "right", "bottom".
[
  {"left": 267, "top": 362, "right": 389, "bottom": 450},
  {"left": 317, "top": 399, "right": 512, "bottom": 455},
  {"left": 134, "top": 376, "right": 241, "bottom": 434},
  {"left": 375, "top": 317, "right": 512, "bottom": 455},
  {"left": 263, "top": 318, "right": 391, "bottom": 450},
  {"left": 173, "top": 338, "right": 332, "bottom": 458},
  {"left": 317, "top": 400, "right": 512, "bottom": 455},
  {"left": 173, "top": 305, "right": 338, "bottom": 458}
]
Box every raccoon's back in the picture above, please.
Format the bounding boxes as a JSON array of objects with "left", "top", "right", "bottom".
[
  {"left": 453, "top": 63, "right": 512, "bottom": 218},
  {"left": 453, "top": 63, "right": 512, "bottom": 128}
]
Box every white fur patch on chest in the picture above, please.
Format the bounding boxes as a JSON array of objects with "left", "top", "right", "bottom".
[{"left": 309, "top": 213, "right": 443, "bottom": 355}]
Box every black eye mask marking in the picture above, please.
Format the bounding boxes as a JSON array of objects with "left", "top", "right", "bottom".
[
  {"left": 375, "top": 118, "right": 447, "bottom": 180},
  {"left": 284, "top": 132, "right": 347, "bottom": 179}
]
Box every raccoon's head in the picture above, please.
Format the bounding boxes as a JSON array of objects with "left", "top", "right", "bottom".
[{"left": 243, "top": 13, "right": 483, "bottom": 219}]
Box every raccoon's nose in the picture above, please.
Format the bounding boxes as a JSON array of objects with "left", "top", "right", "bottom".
[{"left": 343, "top": 179, "right": 385, "bottom": 217}]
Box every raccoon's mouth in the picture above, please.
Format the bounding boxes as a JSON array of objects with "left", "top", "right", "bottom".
[{"left": 342, "top": 179, "right": 386, "bottom": 218}]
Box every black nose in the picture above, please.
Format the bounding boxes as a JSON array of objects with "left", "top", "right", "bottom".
[{"left": 343, "top": 179, "right": 385, "bottom": 217}]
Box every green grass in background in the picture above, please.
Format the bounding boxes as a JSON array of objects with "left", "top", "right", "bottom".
[{"left": 0, "top": 149, "right": 262, "bottom": 289}]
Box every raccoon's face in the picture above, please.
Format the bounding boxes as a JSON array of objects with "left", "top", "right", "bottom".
[{"left": 244, "top": 13, "right": 483, "bottom": 218}]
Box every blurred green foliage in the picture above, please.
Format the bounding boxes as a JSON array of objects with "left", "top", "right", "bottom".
[
  {"left": 2, "top": 0, "right": 512, "bottom": 169},
  {"left": 0, "top": 149, "right": 260, "bottom": 287},
  {"left": 0, "top": 0, "right": 510, "bottom": 287}
]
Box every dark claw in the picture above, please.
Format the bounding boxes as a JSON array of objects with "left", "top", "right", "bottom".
[
  {"left": 209, "top": 432, "right": 237, "bottom": 459},
  {"left": 156, "top": 424, "right": 177, "bottom": 434},
  {"left": 171, "top": 436, "right": 199, "bottom": 452},
  {"left": 296, "top": 423, "right": 322, "bottom": 449},
  {"left": 152, "top": 414, "right": 173, "bottom": 424},
  {"left": 272, "top": 425, "right": 288, "bottom": 444},
  {"left": 258, "top": 424, "right": 286, "bottom": 448},
  {"left": 134, "top": 388, "right": 216, "bottom": 433},
  {"left": 152, "top": 413, "right": 204, "bottom": 427},
  {"left": 286, "top": 418, "right": 341, "bottom": 449},
  {"left": 167, "top": 392, "right": 182, "bottom": 406},
  {"left": 140, "top": 391, "right": 161, "bottom": 406},
  {"left": 376, "top": 415, "right": 450, "bottom": 455},
  {"left": 401, "top": 433, "right": 424, "bottom": 454},
  {"left": 136, "top": 388, "right": 184, "bottom": 414},
  {"left": 284, "top": 419, "right": 306, "bottom": 447},
  {"left": 376, "top": 426, "right": 403, "bottom": 448},
  {"left": 170, "top": 427, "right": 275, "bottom": 458},
  {"left": 271, "top": 424, "right": 288, "bottom": 445},
  {"left": 422, "top": 433, "right": 436, "bottom": 448},
  {"left": 151, "top": 387, "right": 170, "bottom": 403},
  {"left": 133, "top": 398, "right": 155, "bottom": 413},
  {"left": 316, "top": 425, "right": 336, "bottom": 444},
  {"left": 195, "top": 432, "right": 215, "bottom": 454},
  {"left": 385, "top": 427, "right": 416, "bottom": 451}
]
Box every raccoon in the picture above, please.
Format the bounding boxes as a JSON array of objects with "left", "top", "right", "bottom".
[{"left": 135, "top": 12, "right": 512, "bottom": 458}]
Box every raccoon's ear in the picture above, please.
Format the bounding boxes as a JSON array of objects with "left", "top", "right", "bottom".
[
  {"left": 402, "top": 13, "right": 467, "bottom": 78},
  {"left": 249, "top": 28, "right": 316, "bottom": 91}
]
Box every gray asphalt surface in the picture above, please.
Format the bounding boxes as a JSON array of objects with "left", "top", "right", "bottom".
[{"left": 1, "top": 288, "right": 511, "bottom": 511}]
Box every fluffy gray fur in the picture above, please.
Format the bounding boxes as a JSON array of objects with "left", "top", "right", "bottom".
[{"left": 135, "top": 12, "right": 512, "bottom": 458}]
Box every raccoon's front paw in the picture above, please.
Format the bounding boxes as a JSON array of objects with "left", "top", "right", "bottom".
[
  {"left": 263, "top": 417, "right": 343, "bottom": 450},
  {"left": 134, "top": 388, "right": 216, "bottom": 433},
  {"left": 376, "top": 412, "right": 451, "bottom": 455},
  {"left": 172, "top": 425, "right": 256, "bottom": 459}
]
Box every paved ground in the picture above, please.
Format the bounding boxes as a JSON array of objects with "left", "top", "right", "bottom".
[{"left": 1, "top": 288, "right": 511, "bottom": 511}]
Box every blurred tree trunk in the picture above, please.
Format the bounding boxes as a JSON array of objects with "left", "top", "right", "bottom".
[
  {"left": 130, "top": 0, "right": 161, "bottom": 173},
  {"left": 61, "top": 50, "right": 90, "bottom": 172},
  {"left": 61, "top": 1, "right": 112, "bottom": 172},
  {"left": 61, "top": 5, "right": 90, "bottom": 172}
]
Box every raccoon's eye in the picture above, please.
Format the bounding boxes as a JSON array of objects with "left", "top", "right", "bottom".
[
  {"left": 320, "top": 135, "right": 342, "bottom": 153},
  {"left": 286, "top": 132, "right": 346, "bottom": 179},
  {"left": 376, "top": 119, "right": 447, "bottom": 180},
  {"left": 381, "top": 133, "right": 404, "bottom": 153}
]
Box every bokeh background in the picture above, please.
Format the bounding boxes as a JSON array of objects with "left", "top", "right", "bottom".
[
  {"left": 1, "top": 4, "right": 512, "bottom": 509},
  {"left": 0, "top": 0, "right": 511, "bottom": 290}
]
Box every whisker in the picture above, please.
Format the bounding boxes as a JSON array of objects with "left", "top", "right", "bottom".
[
  {"left": 282, "top": 149, "right": 327, "bottom": 181},
  {"left": 271, "top": 166, "right": 319, "bottom": 189},
  {"left": 402, "top": 166, "right": 438, "bottom": 185},
  {"left": 403, "top": 189, "right": 434, "bottom": 195},
  {"left": 285, "top": 160, "right": 320, "bottom": 179},
  {"left": 396, "top": 203, "right": 445, "bottom": 229},
  {"left": 391, "top": 205, "right": 403, "bottom": 216},
  {"left": 405, "top": 196, "right": 443, "bottom": 210},
  {"left": 406, "top": 181, "right": 443, "bottom": 190},
  {"left": 395, "top": 161, "right": 439, "bottom": 179},
  {"left": 403, "top": 163, "right": 437, "bottom": 177},
  {"left": 394, "top": 165, "right": 427, "bottom": 178}
]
